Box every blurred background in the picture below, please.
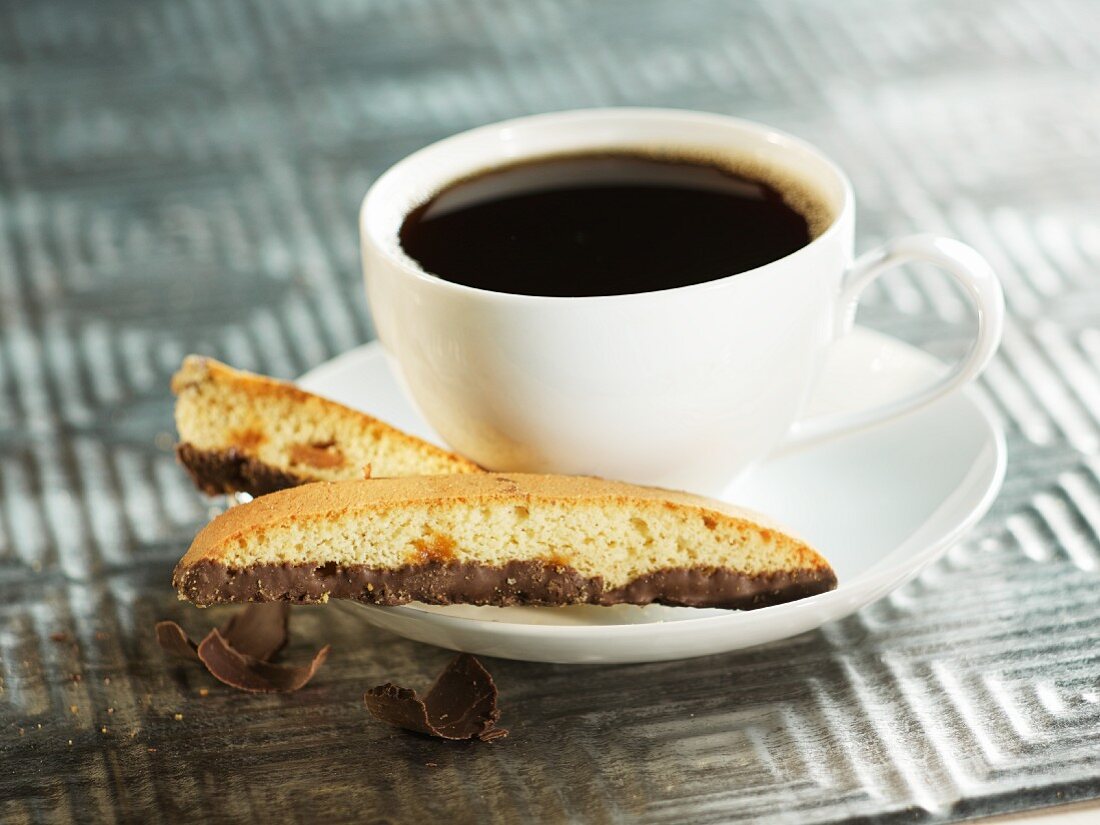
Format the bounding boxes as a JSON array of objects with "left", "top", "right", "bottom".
[{"left": 2, "top": 1, "right": 1099, "bottom": 822}]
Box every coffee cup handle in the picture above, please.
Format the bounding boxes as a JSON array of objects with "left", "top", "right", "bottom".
[{"left": 783, "top": 234, "right": 1005, "bottom": 451}]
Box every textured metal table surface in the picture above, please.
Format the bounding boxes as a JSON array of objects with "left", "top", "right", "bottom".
[{"left": 2, "top": 0, "right": 1099, "bottom": 822}]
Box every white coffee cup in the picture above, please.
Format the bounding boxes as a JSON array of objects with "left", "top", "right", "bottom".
[{"left": 360, "top": 108, "right": 1004, "bottom": 496}]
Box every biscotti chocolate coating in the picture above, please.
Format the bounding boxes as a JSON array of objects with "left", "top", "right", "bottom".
[
  {"left": 176, "top": 443, "right": 305, "bottom": 497},
  {"left": 174, "top": 559, "right": 836, "bottom": 610}
]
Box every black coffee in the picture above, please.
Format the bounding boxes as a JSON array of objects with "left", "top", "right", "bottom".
[{"left": 398, "top": 152, "right": 825, "bottom": 297}]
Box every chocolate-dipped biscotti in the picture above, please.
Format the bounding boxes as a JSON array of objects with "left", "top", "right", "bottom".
[
  {"left": 173, "top": 473, "right": 836, "bottom": 610},
  {"left": 173, "top": 356, "right": 480, "bottom": 497}
]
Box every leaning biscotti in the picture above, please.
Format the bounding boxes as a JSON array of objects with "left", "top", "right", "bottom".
[
  {"left": 172, "top": 356, "right": 480, "bottom": 496},
  {"left": 173, "top": 473, "right": 836, "bottom": 610}
]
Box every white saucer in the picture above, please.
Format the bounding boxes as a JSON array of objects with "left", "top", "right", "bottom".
[{"left": 298, "top": 327, "right": 1006, "bottom": 664}]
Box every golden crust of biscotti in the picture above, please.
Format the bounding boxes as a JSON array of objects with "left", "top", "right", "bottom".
[
  {"left": 174, "top": 474, "right": 835, "bottom": 609},
  {"left": 179, "top": 472, "right": 809, "bottom": 561},
  {"left": 172, "top": 356, "right": 480, "bottom": 495}
]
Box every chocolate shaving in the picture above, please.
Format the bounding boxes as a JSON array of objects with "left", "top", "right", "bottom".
[
  {"left": 157, "top": 603, "right": 288, "bottom": 662},
  {"left": 197, "top": 629, "right": 329, "bottom": 693},
  {"left": 155, "top": 621, "right": 200, "bottom": 661},
  {"left": 365, "top": 653, "right": 507, "bottom": 741},
  {"left": 218, "top": 602, "right": 289, "bottom": 661},
  {"left": 156, "top": 603, "right": 324, "bottom": 693}
]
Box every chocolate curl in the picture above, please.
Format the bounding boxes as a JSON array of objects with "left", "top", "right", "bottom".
[
  {"left": 157, "top": 603, "right": 289, "bottom": 662},
  {"left": 365, "top": 653, "right": 507, "bottom": 741},
  {"left": 156, "top": 603, "right": 325, "bottom": 693},
  {"left": 197, "top": 629, "right": 329, "bottom": 693},
  {"left": 155, "top": 621, "right": 200, "bottom": 661},
  {"left": 218, "top": 602, "right": 289, "bottom": 661}
]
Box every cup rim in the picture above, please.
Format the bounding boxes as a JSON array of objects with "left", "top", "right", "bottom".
[{"left": 360, "top": 107, "right": 855, "bottom": 304}]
